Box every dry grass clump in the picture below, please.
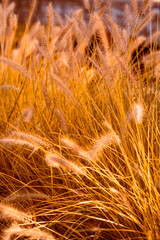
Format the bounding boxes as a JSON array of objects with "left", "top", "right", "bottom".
[{"left": 0, "top": 0, "right": 160, "bottom": 239}]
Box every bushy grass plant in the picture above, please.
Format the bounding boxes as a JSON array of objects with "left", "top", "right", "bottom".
[{"left": 0, "top": 0, "right": 160, "bottom": 239}]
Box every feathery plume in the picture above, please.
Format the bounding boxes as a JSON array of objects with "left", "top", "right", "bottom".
[
  {"left": 9, "top": 131, "right": 51, "bottom": 148},
  {"left": 94, "top": 14, "right": 109, "bottom": 54},
  {"left": 22, "top": 107, "right": 34, "bottom": 123},
  {"left": 47, "top": 2, "right": 54, "bottom": 34},
  {"left": 53, "top": 8, "right": 63, "bottom": 26},
  {"left": 54, "top": 21, "right": 74, "bottom": 52},
  {"left": 93, "top": 0, "right": 103, "bottom": 9},
  {"left": 127, "top": 103, "right": 144, "bottom": 124},
  {"left": 38, "top": 29, "right": 50, "bottom": 59},
  {"left": 106, "top": 15, "right": 126, "bottom": 53},
  {"left": 45, "top": 153, "right": 86, "bottom": 175},
  {"left": 141, "top": 0, "right": 153, "bottom": 16},
  {"left": 91, "top": 132, "right": 120, "bottom": 159},
  {"left": 4, "top": 193, "right": 49, "bottom": 203},
  {"left": 1, "top": 84, "right": 19, "bottom": 91},
  {"left": 0, "top": 137, "right": 38, "bottom": 149},
  {"left": 43, "top": 86, "right": 52, "bottom": 109},
  {"left": 0, "top": 57, "right": 34, "bottom": 80},
  {"left": 50, "top": 72, "right": 76, "bottom": 103},
  {"left": 135, "top": 11, "right": 155, "bottom": 35},
  {"left": 2, "top": 225, "right": 55, "bottom": 240},
  {"left": 125, "top": 4, "right": 131, "bottom": 36},
  {"left": 61, "top": 136, "right": 91, "bottom": 161},
  {"left": 55, "top": 108, "right": 67, "bottom": 132},
  {"left": 132, "top": 0, "right": 138, "bottom": 23},
  {"left": 0, "top": 203, "right": 32, "bottom": 223},
  {"left": 83, "top": 0, "right": 90, "bottom": 11}
]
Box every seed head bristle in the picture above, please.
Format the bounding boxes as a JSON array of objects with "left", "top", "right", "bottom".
[
  {"left": 55, "top": 108, "right": 67, "bottom": 132},
  {"left": 1, "top": 84, "right": 19, "bottom": 91},
  {"left": 2, "top": 225, "right": 55, "bottom": 240},
  {"left": 0, "top": 203, "right": 32, "bottom": 223},
  {"left": 91, "top": 132, "right": 121, "bottom": 159},
  {"left": 45, "top": 153, "right": 86, "bottom": 175},
  {"left": 61, "top": 136, "right": 91, "bottom": 161},
  {"left": 127, "top": 103, "right": 144, "bottom": 124},
  {"left": 0, "top": 137, "right": 38, "bottom": 149},
  {"left": 22, "top": 107, "right": 34, "bottom": 122},
  {"left": 9, "top": 131, "right": 51, "bottom": 148}
]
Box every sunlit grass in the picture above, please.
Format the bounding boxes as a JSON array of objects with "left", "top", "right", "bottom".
[{"left": 0, "top": 0, "right": 160, "bottom": 239}]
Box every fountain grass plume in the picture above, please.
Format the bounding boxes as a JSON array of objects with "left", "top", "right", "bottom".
[
  {"left": 45, "top": 152, "right": 86, "bottom": 175},
  {"left": 0, "top": 203, "right": 32, "bottom": 223}
]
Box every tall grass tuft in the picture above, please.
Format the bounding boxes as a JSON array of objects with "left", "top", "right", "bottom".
[{"left": 0, "top": 0, "right": 160, "bottom": 239}]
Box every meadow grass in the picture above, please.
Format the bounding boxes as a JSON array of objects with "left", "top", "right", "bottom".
[{"left": 0, "top": 0, "right": 160, "bottom": 239}]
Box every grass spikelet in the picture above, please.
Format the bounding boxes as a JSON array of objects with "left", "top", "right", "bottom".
[
  {"left": 38, "top": 28, "right": 50, "bottom": 59},
  {"left": 106, "top": 15, "right": 126, "bottom": 53},
  {"left": 54, "top": 108, "right": 67, "bottom": 132},
  {"left": 93, "top": 0, "right": 103, "bottom": 10},
  {"left": 52, "top": 8, "right": 64, "bottom": 26},
  {"left": 91, "top": 132, "right": 121, "bottom": 159},
  {"left": 10, "top": 131, "right": 51, "bottom": 148},
  {"left": 125, "top": 4, "right": 131, "bottom": 35},
  {"left": 54, "top": 21, "right": 74, "bottom": 52},
  {"left": 94, "top": 14, "right": 110, "bottom": 54},
  {"left": 0, "top": 137, "right": 38, "bottom": 149},
  {"left": 50, "top": 72, "right": 76, "bottom": 103},
  {"left": 45, "top": 153, "right": 86, "bottom": 175},
  {"left": 22, "top": 107, "right": 34, "bottom": 123},
  {"left": 47, "top": 2, "right": 54, "bottom": 35},
  {"left": 116, "top": 56, "right": 136, "bottom": 83},
  {"left": 61, "top": 136, "right": 91, "bottom": 161},
  {"left": 4, "top": 193, "right": 49, "bottom": 203},
  {"left": 2, "top": 225, "right": 55, "bottom": 240},
  {"left": 1, "top": 84, "right": 19, "bottom": 91},
  {"left": 106, "top": 0, "right": 112, "bottom": 16},
  {"left": 141, "top": 0, "right": 153, "bottom": 15},
  {"left": 132, "top": 0, "right": 138, "bottom": 24},
  {"left": 127, "top": 103, "right": 144, "bottom": 124},
  {"left": 0, "top": 203, "right": 32, "bottom": 223},
  {"left": 42, "top": 86, "right": 52, "bottom": 109},
  {"left": 0, "top": 56, "right": 34, "bottom": 80},
  {"left": 83, "top": 0, "right": 90, "bottom": 11},
  {"left": 135, "top": 11, "right": 155, "bottom": 36}
]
